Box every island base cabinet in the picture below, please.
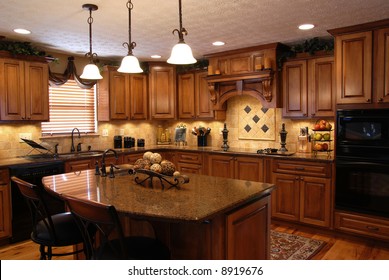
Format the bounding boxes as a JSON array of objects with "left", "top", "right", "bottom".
[{"left": 124, "top": 196, "right": 271, "bottom": 260}]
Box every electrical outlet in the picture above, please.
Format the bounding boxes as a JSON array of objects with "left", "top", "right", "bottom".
[
  {"left": 119, "top": 129, "right": 125, "bottom": 136},
  {"left": 219, "top": 128, "right": 223, "bottom": 135},
  {"left": 19, "top": 133, "right": 32, "bottom": 142},
  {"left": 102, "top": 129, "right": 108, "bottom": 137}
]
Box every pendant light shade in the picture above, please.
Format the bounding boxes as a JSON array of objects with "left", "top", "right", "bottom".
[
  {"left": 167, "top": 0, "right": 196, "bottom": 65},
  {"left": 80, "top": 4, "right": 102, "bottom": 80},
  {"left": 118, "top": 0, "right": 143, "bottom": 73},
  {"left": 80, "top": 63, "right": 103, "bottom": 80}
]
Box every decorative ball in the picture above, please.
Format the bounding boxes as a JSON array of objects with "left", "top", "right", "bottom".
[
  {"left": 149, "top": 153, "right": 162, "bottom": 164},
  {"left": 160, "top": 160, "right": 176, "bottom": 176},
  {"left": 134, "top": 158, "right": 151, "bottom": 169},
  {"left": 173, "top": 171, "right": 181, "bottom": 177},
  {"left": 143, "top": 151, "right": 153, "bottom": 160},
  {"left": 150, "top": 163, "right": 162, "bottom": 173}
]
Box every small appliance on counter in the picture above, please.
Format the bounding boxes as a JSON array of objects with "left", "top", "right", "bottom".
[
  {"left": 298, "top": 127, "right": 310, "bottom": 153},
  {"left": 157, "top": 125, "right": 172, "bottom": 145},
  {"left": 137, "top": 138, "right": 145, "bottom": 147},
  {"left": 114, "top": 135, "right": 122, "bottom": 148}
]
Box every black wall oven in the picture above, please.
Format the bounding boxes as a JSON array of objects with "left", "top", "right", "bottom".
[{"left": 336, "top": 109, "right": 389, "bottom": 217}]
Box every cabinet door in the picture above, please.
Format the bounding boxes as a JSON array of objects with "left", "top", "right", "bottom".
[
  {"left": 65, "top": 159, "right": 94, "bottom": 172},
  {"left": 24, "top": 61, "right": 49, "bottom": 121},
  {"left": 226, "top": 197, "right": 270, "bottom": 260},
  {"left": 0, "top": 169, "right": 11, "bottom": 239},
  {"left": 234, "top": 156, "right": 263, "bottom": 182},
  {"left": 299, "top": 176, "right": 331, "bottom": 227},
  {"left": 149, "top": 65, "right": 176, "bottom": 119},
  {"left": 0, "top": 58, "right": 25, "bottom": 120},
  {"left": 109, "top": 71, "right": 129, "bottom": 120},
  {"left": 374, "top": 27, "right": 389, "bottom": 104},
  {"left": 207, "top": 154, "right": 234, "bottom": 179},
  {"left": 308, "top": 57, "right": 335, "bottom": 118},
  {"left": 271, "top": 173, "right": 300, "bottom": 221},
  {"left": 122, "top": 153, "right": 143, "bottom": 164},
  {"left": 130, "top": 74, "right": 148, "bottom": 120},
  {"left": 178, "top": 73, "right": 195, "bottom": 118},
  {"left": 335, "top": 31, "right": 372, "bottom": 104},
  {"left": 282, "top": 60, "right": 308, "bottom": 117},
  {"left": 195, "top": 71, "right": 214, "bottom": 118}
]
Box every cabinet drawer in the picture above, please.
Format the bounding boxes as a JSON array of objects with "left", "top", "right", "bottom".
[
  {"left": 335, "top": 211, "right": 389, "bottom": 240},
  {"left": 176, "top": 152, "right": 203, "bottom": 164},
  {"left": 0, "top": 169, "right": 9, "bottom": 185},
  {"left": 272, "top": 160, "right": 331, "bottom": 177}
]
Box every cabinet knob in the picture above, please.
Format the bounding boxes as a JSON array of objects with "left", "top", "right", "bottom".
[
  {"left": 378, "top": 98, "right": 384, "bottom": 102},
  {"left": 366, "top": 99, "right": 371, "bottom": 102},
  {"left": 300, "top": 177, "right": 304, "bottom": 181},
  {"left": 295, "top": 176, "right": 299, "bottom": 180},
  {"left": 311, "top": 113, "right": 316, "bottom": 117},
  {"left": 366, "top": 226, "right": 379, "bottom": 232}
]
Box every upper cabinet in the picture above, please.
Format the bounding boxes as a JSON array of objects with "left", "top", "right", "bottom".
[
  {"left": 329, "top": 19, "right": 389, "bottom": 107},
  {"left": 204, "top": 43, "right": 289, "bottom": 120},
  {"left": 98, "top": 66, "right": 148, "bottom": 121},
  {"left": 0, "top": 57, "right": 49, "bottom": 121},
  {"left": 178, "top": 70, "right": 214, "bottom": 119},
  {"left": 149, "top": 63, "right": 176, "bottom": 120},
  {"left": 282, "top": 55, "right": 335, "bottom": 118}
]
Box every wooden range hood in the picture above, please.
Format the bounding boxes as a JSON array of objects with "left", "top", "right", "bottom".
[{"left": 204, "top": 43, "right": 288, "bottom": 120}]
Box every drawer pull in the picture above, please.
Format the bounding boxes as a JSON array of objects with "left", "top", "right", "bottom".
[
  {"left": 295, "top": 167, "right": 305, "bottom": 170},
  {"left": 366, "top": 226, "right": 379, "bottom": 232}
]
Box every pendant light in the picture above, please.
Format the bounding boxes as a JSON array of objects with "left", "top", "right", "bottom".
[
  {"left": 167, "top": 0, "right": 197, "bottom": 65},
  {"left": 118, "top": 0, "right": 143, "bottom": 73},
  {"left": 80, "top": 4, "right": 102, "bottom": 80}
]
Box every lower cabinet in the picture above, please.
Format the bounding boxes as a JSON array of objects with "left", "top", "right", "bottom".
[
  {"left": 176, "top": 151, "right": 203, "bottom": 174},
  {"left": 207, "top": 154, "right": 264, "bottom": 182},
  {"left": 65, "top": 156, "right": 122, "bottom": 173},
  {"left": 271, "top": 159, "right": 332, "bottom": 228},
  {"left": 0, "top": 168, "right": 11, "bottom": 240}
]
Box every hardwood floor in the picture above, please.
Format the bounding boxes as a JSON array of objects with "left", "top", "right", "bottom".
[{"left": 1, "top": 223, "right": 389, "bottom": 260}]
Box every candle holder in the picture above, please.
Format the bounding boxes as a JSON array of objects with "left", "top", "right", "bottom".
[
  {"left": 279, "top": 123, "right": 288, "bottom": 152},
  {"left": 221, "top": 123, "right": 229, "bottom": 151}
]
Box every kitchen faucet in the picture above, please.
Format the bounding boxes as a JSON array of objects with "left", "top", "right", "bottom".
[
  {"left": 70, "top": 128, "right": 81, "bottom": 153},
  {"left": 100, "top": 149, "right": 118, "bottom": 177}
]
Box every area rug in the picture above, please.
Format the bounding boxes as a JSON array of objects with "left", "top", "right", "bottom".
[{"left": 270, "top": 230, "right": 326, "bottom": 260}]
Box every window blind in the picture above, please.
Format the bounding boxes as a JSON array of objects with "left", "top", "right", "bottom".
[{"left": 41, "top": 79, "right": 97, "bottom": 135}]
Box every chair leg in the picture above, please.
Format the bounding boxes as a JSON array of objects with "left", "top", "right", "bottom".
[
  {"left": 47, "top": 246, "right": 53, "bottom": 260},
  {"left": 39, "top": 245, "right": 46, "bottom": 260}
]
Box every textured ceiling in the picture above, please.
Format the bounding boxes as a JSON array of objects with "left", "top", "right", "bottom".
[{"left": 0, "top": 0, "right": 388, "bottom": 62}]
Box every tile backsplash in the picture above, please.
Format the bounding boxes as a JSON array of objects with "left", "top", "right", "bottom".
[{"left": 0, "top": 95, "right": 333, "bottom": 159}]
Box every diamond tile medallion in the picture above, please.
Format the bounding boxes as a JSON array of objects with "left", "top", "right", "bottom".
[{"left": 238, "top": 96, "right": 276, "bottom": 140}]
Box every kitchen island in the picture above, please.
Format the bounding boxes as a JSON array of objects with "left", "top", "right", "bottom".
[{"left": 42, "top": 168, "right": 275, "bottom": 259}]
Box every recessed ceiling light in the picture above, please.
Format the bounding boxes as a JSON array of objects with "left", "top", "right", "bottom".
[
  {"left": 298, "top": 24, "right": 315, "bottom": 30},
  {"left": 212, "top": 41, "right": 225, "bottom": 46},
  {"left": 151, "top": 55, "right": 161, "bottom": 59},
  {"left": 13, "top": 28, "right": 31, "bottom": 34}
]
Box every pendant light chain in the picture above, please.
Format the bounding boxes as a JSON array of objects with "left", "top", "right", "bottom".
[
  {"left": 173, "top": 0, "right": 187, "bottom": 42},
  {"left": 85, "top": 5, "right": 98, "bottom": 63},
  {"left": 123, "top": 0, "right": 136, "bottom": 55}
]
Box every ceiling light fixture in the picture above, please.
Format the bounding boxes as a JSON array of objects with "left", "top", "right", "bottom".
[
  {"left": 298, "top": 23, "right": 315, "bottom": 30},
  {"left": 151, "top": 55, "right": 162, "bottom": 59},
  {"left": 118, "top": 0, "right": 143, "bottom": 73},
  {"left": 13, "top": 28, "right": 31, "bottom": 35},
  {"left": 80, "top": 3, "right": 102, "bottom": 80},
  {"left": 167, "top": 0, "right": 196, "bottom": 65},
  {"left": 212, "top": 41, "right": 225, "bottom": 46}
]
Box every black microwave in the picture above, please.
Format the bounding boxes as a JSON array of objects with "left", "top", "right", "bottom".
[{"left": 336, "top": 108, "right": 389, "bottom": 158}]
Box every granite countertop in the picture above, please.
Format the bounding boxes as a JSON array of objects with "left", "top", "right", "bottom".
[
  {"left": 42, "top": 168, "right": 275, "bottom": 223},
  {"left": 0, "top": 145, "right": 334, "bottom": 168}
]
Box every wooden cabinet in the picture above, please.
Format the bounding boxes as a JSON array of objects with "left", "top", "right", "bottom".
[
  {"left": 282, "top": 56, "right": 335, "bottom": 118},
  {"left": 149, "top": 63, "right": 176, "bottom": 119},
  {"left": 226, "top": 196, "right": 270, "bottom": 259},
  {"left": 334, "top": 31, "right": 372, "bottom": 105},
  {"left": 122, "top": 153, "right": 143, "bottom": 164},
  {"left": 271, "top": 159, "right": 332, "bottom": 228},
  {"left": 0, "top": 168, "right": 11, "bottom": 240},
  {"left": 329, "top": 20, "right": 389, "bottom": 106},
  {"left": 176, "top": 151, "right": 203, "bottom": 174},
  {"left": 178, "top": 71, "right": 214, "bottom": 119},
  {"left": 374, "top": 27, "right": 389, "bottom": 104},
  {"left": 207, "top": 154, "right": 264, "bottom": 182},
  {"left": 334, "top": 211, "right": 389, "bottom": 241},
  {"left": 65, "top": 158, "right": 95, "bottom": 173},
  {"left": 0, "top": 58, "right": 49, "bottom": 121},
  {"left": 98, "top": 66, "right": 148, "bottom": 121}
]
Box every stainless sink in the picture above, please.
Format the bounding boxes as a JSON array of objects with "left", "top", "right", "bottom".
[{"left": 57, "top": 150, "right": 104, "bottom": 159}]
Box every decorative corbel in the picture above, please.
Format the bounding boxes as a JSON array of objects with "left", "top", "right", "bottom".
[
  {"left": 208, "top": 82, "right": 217, "bottom": 105},
  {"left": 262, "top": 79, "right": 272, "bottom": 102}
]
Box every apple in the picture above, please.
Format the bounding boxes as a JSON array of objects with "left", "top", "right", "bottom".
[
  {"left": 323, "top": 133, "right": 331, "bottom": 140},
  {"left": 322, "top": 143, "right": 329, "bottom": 151},
  {"left": 314, "top": 133, "right": 322, "bottom": 140},
  {"left": 314, "top": 123, "right": 321, "bottom": 130},
  {"left": 319, "top": 123, "right": 326, "bottom": 130},
  {"left": 325, "top": 122, "right": 332, "bottom": 130},
  {"left": 314, "top": 143, "right": 322, "bottom": 151}
]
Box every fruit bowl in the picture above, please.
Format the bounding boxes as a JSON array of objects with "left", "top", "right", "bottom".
[
  {"left": 313, "top": 119, "right": 332, "bottom": 131},
  {"left": 130, "top": 168, "right": 189, "bottom": 190}
]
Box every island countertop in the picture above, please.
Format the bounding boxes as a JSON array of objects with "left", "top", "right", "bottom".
[{"left": 42, "top": 168, "right": 275, "bottom": 223}]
